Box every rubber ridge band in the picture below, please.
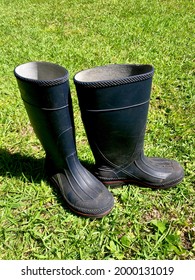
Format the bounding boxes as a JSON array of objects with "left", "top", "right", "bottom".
[
  {"left": 86, "top": 99, "right": 150, "bottom": 112},
  {"left": 22, "top": 98, "right": 69, "bottom": 110}
]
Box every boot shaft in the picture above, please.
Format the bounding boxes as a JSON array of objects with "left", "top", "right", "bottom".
[
  {"left": 74, "top": 64, "right": 154, "bottom": 166},
  {"left": 14, "top": 62, "right": 76, "bottom": 169}
]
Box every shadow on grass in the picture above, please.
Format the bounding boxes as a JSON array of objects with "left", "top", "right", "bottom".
[
  {"left": 0, "top": 148, "right": 94, "bottom": 181},
  {"left": 0, "top": 148, "right": 46, "bottom": 183},
  {"left": 0, "top": 148, "right": 95, "bottom": 216}
]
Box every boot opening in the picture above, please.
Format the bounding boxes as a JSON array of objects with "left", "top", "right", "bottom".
[
  {"left": 74, "top": 64, "right": 154, "bottom": 83},
  {"left": 14, "top": 61, "right": 68, "bottom": 82}
]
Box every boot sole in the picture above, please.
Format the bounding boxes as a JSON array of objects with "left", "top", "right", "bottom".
[
  {"left": 68, "top": 205, "right": 114, "bottom": 219},
  {"left": 102, "top": 175, "right": 184, "bottom": 190}
]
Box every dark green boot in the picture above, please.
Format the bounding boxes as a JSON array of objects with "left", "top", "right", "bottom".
[
  {"left": 14, "top": 61, "right": 114, "bottom": 217},
  {"left": 74, "top": 64, "right": 184, "bottom": 189}
]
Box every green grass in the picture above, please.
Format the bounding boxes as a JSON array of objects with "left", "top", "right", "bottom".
[{"left": 0, "top": 0, "right": 194, "bottom": 260}]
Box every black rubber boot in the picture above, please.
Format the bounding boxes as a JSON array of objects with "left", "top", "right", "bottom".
[
  {"left": 14, "top": 61, "right": 114, "bottom": 217},
  {"left": 74, "top": 64, "right": 184, "bottom": 189}
]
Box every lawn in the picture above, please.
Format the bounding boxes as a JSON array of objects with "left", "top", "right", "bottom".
[{"left": 0, "top": 0, "right": 194, "bottom": 260}]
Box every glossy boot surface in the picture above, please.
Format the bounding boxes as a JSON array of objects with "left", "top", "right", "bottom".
[
  {"left": 74, "top": 64, "right": 184, "bottom": 189},
  {"left": 14, "top": 61, "right": 114, "bottom": 217}
]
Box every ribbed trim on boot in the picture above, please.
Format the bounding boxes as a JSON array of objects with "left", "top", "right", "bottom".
[
  {"left": 14, "top": 61, "right": 69, "bottom": 87},
  {"left": 74, "top": 64, "right": 154, "bottom": 88}
]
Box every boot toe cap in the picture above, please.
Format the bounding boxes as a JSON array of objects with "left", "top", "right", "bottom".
[{"left": 51, "top": 172, "right": 114, "bottom": 218}]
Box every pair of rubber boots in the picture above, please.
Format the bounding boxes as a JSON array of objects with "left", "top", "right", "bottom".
[{"left": 14, "top": 62, "right": 184, "bottom": 218}]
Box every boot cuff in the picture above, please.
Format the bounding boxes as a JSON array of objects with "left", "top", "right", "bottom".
[
  {"left": 74, "top": 64, "right": 154, "bottom": 88},
  {"left": 14, "top": 61, "right": 69, "bottom": 87}
]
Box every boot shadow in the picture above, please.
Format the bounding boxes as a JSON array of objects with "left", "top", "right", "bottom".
[
  {"left": 0, "top": 148, "right": 45, "bottom": 183},
  {"left": 0, "top": 148, "right": 95, "bottom": 215},
  {"left": 0, "top": 148, "right": 94, "bottom": 179},
  {"left": 0, "top": 148, "right": 68, "bottom": 211}
]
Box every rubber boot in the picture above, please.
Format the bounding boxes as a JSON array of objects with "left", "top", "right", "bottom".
[
  {"left": 14, "top": 61, "right": 114, "bottom": 217},
  {"left": 74, "top": 64, "right": 184, "bottom": 189}
]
